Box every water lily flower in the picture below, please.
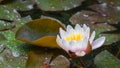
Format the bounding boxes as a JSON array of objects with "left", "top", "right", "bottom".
[{"left": 56, "top": 24, "right": 105, "bottom": 57}]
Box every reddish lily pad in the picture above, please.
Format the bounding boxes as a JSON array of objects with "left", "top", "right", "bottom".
[
  {"left": 35, "top": 0, "right": 83, "bottom": 11},
  {"left": 16, "top": 17, "right": 65, "bottom": 48},
  {"left": 70, "top": 10, "right": 120, "bottom": 45},
  {"left": 88, "top": 4, "right": 120, "bottom": 24}
]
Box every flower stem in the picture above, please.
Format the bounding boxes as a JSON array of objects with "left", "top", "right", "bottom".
[{"left": 79, "top": 57, "right": 86, "bottom": 68}]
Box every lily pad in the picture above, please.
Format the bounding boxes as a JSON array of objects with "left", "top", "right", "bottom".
[
  {"left": 0, "top": 6, "right": 20, "bottom": 21},
  {"left": 0, "top": 20, "right": 15, "bottom": 31},
  {"left": 35, "top": 0, "right": 83, "bottom": 11},
  {"left": 50, "top": 55, "right": 70, "bottom": 68},
  {"left": 16, "top": 17, "right": 65, "bottom": 48},
  {"left": 98, "top": 0, "right": 120, "bottom": 7},
  {"left": 26, "top": 48, "right": 69, "bottom": 68},
  {"left": 0, "top": 16, "right": 32, "bottom": 57},
  {"left": 0, "top": 46, "right": 26, "bottom": 68},
  {"left": 0, "top": 0, "right": 34, "bottom": 21},
  {"left": 69, "top": 10, "right": 120, "bottom": 45},
  {"left": 26, "top": 49, "right": 53, "bottom": 68},
  {"left": 88, "top": 3, "right": 120, "bottom": 24},
  {"left": 94, "top": 50, "right": 120, "bottom": 68}
]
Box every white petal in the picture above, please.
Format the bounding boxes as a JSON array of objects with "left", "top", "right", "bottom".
[
  {"left": 75, "top": 51, "right": 86, "bottom": 56},
  {"left": 83, "top": 24, "right": 90, "bottom": 39},
  {"left": 61, "top": 40, "right": 71, "bottom": 52},
  {"left": 59, "top": 28, "right": 66, "bottom": 39},
  {"left": 92, "top": 37, "right": 105, "bottom": 50},
  {"left": 86, "top": 27, "right": 90, "bottom": 39},
  {"left": 75, "top": 24, "right": 81, "bottom": 31},
  {"left": 56, "top": 35, "right": 63, "bottom": 47},
  {"left": 66, "top": 25, "right": 73, "bottom": 32},
  {"left": 81, "top": 36, "right": 89, "bottom": 50},
  {"left": 89, "top": 31, "right": 95, "bottom": 44},
  {"left": 83, "top": 24, "right": 88, "bottom": 30},
  {"left": 57, "top": 35, "right": 70, "bottom": 52}
]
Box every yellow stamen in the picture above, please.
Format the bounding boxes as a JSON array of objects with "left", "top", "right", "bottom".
[{"left": 65, "top": 33, "right": 84, "bottom": 41}]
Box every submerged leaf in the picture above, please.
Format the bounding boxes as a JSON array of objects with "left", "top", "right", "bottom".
[
  {"left": 16, "top": 17, "right": 65, "bottom": 48},
  {"left": 26, "top": 48, "right": 69, "bottom": 68}
]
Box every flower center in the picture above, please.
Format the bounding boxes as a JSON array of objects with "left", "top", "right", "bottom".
[{"left": 65, "top": 33, "right": 84, "bottom": 41}]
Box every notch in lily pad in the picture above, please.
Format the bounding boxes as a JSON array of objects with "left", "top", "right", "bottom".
[{"left": 15, "top": 17, "right": 65, "bottom": 48}]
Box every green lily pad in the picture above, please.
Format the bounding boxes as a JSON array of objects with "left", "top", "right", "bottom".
[
  {"left": 0, "top": 46, "right": 26, "bottom": 68},
  {"left": 0, "top": 16, "right": 32, "bottom": 57},
  {"left": 0, "top": 0, "right": 34, "bottom": 21},
  {"left": 8, "top": 0, "right": 34, "bottom": 11},
  {"left": 16, "top": 17, "right": 65, "bottom": 48},
  {"left": 69, "top": 10, "right": 120, "bottom": 45},
  {"left": 0, "top": 6, "right": 20, "bottom": 21},
  {"left": 35, "top": 0, "right": 83, "bottom": 11},
  {"left": 0, "top": 20, "right": 15, "bottom": 31},
  {"left": 94, "top": 50, "right": 120, "bottom": 68}
]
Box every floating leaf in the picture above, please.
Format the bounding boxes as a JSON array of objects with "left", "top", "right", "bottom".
[
  {"left": 26, "top": 49, "right": 53, "bottom": 68},
  {"left": 0, "top": 46, "right": 26, "bottom": 68},
  {"left": 0, "top": 0, "right": 34, "bottom": 20},
  {"left": 0, "top": 19, "right": 15, "bottom": 31},
  {"left": 0, "top": 6, "right": 20, "bottom": 21},
  {"left": 0, "top": 16, "right": 32, "bottom": 57},
  {"left": 26, "top": 48, "right": 69, "bottom": 68},
  {"left": 16, "top": 17, "right": 65, "bottom": 48},
  {"left": 50, "top": 55, "right": 70, "bottom": 68},
  {"left": 88, "top": 4, "right": 120, "bottom": 24},
  {"left": 35, "top": 0, "right": 83, "bottom": 11},
  {"left": 94, "top": 50, "right": 120, "bottom": 68},
  {"left": 98, "top": 0, "right": 120, "bottom": 7},
  {"left": 70, "top": 10, "right": 120, "bottom": 45}
]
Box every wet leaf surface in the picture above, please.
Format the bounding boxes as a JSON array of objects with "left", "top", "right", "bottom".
[
  {"left": 0, "top": 46, "right": 27, "bottom": 68},
  {"left": 35, "top": 0, "right": 83, "bottom": 11},
  {"left": 94, "top": 50, "right": 120, "bottom": 68},
  {"left": 0, "top": 0, "right": 34, "bottom": 20},
  {"left": 0, "top": 16, "right": 32, "bottom": 57},
  {"left": 0, "top": 19, "right": 15, "bottom": 31},
  {"left": 16, "top": 17, "right": 65, "bottom": 48}
]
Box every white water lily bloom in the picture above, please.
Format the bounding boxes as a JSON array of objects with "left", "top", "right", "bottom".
[{"left": 56, "top": 24, "right": 105, "bottom": 57}]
